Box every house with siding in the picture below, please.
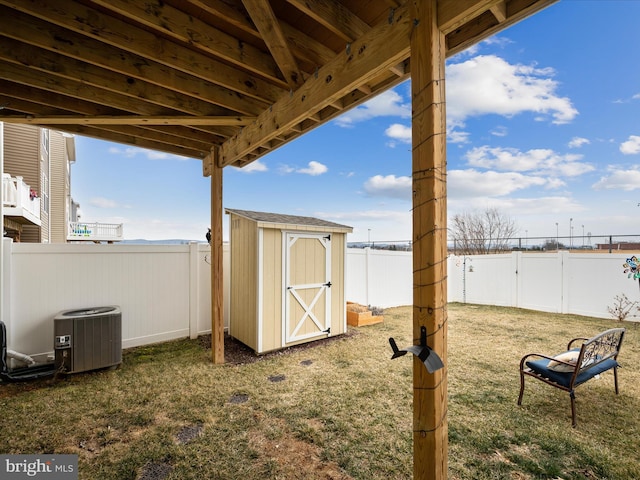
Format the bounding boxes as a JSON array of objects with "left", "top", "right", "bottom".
[{"left": 2, "top": 123, "right": 77, "bottom": 243}]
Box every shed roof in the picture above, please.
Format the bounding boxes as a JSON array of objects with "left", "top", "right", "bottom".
[{"left": 226, "top": 208, "right": 352, "bottom": 233}]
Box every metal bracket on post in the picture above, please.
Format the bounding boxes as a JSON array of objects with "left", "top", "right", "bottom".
[{"left": 389, "top": 326, "right": 444, "bottom": 374}]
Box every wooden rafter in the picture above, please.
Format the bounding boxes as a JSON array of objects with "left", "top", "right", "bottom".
[
  {"left": 90, "top": 0, "right": 286, "bottom": 87},
  {"left": 287, "top": 0, "right": 371, "bottom": 42},
  {"left": 242, "top": 0, "right": 303, "bottom": 88},
  {"left": 0, "top": 0, "right": 284, "bottom": 102},
  {"left": 1, "top": 116, "right": 254, "bottom": 126},
  {"left": 219, "top": 2, "right": 412, "bottom": 166},
  {"left": 0, "top": 7, "right": 268, "bottom": 117}
]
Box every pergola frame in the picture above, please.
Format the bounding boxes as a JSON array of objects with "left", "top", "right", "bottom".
[{"left": 0, "top": 1, "right": 558, "bottom": 477}]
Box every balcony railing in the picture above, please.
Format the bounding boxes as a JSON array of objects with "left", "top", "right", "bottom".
[
  {"left": 2, "top": 173, "right": 41, "bottom": 226},
  {"left": 68, "top": 221, "right": 124, "bottom": 242}
]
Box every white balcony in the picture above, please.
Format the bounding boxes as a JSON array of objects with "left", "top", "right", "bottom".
[
  {"left": 68, "top": 221, "right": 124, "bottom": 242},
  {"left": 2, "top": 173, "right": 41, "bottom": 226}
]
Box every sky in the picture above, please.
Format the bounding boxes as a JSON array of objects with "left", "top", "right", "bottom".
[{"left": 72, "top": 1, "right": 640, "bottom": 245}]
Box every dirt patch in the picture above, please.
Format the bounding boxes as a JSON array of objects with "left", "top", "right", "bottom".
[
  {"left": 138, "top": 461, "right": 173, "bottom": 480},
  {"left": 249, "top": 420, "right": 352, "bottom": 480},
  {"left": 199, "top": 331, "right": 359, "bottom": 365},
  {"left": 175, "top": 423, "right": 203, "bottom": 444}
]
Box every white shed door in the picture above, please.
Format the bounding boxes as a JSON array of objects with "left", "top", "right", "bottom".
[{"left": 284, "top": 232, "right": 331, "bottom": 344}]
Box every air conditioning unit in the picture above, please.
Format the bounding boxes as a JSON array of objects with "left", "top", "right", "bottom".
[{"left": 54, "top": 306, "right": 122, "bottom": 374}]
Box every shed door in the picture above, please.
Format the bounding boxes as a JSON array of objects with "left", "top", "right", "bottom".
[{"left": 284, "top": 232, "right": 331, "bottom": 344}]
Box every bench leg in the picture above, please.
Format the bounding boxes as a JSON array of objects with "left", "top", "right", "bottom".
[
  {"left": 517, "top": 371, "right": 525, "bottom": 405},
  {"left": 570, "top": 391, "right": 577, "bottom": 428},
  {"left": 614, "top": 366, "right": 620, "bottom": 395}
]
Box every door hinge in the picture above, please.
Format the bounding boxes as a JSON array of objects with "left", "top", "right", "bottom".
[
  {"left": 324, "top": 234, "right": 331, "bottom": 241},
  {"left": 323, "top": 327, "right": 331, "bottom": 334},
  {"left": 324, "top": 281, "right": 332, "bottom": 288}
]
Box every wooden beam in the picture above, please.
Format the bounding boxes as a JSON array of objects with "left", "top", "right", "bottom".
[
  {"left": 1, "top": 115, "right": 254, "bottom": 126},
  {"left": 444, "top": 0, "right": 559, "bottom": 57},
  {"left": 286, "top": 0, "right": 371, "bottom": 42},
  {"left": 0, "top": 60, "right": 178, "bottom": 117},
  {"left": 410, "top": 1, "right": 448, "bottom": 479},
  {"left": 90, "top": 0, "right": 286, "bottom": 87},
  {"left": 438, "top": 0, "right": 503, "bottom": 34},
  {"left": 0, "top": 0, "right": 285, "bottom": 103},
  {"left": 490, "top": 1, "right": 508, "bottom": 22},
  {"left": 219, "top": 2, "right": 411, "bottom": 166},
  {"left": 210, "top": 148, "right": 225, "bottom": 364},
  {"left": 243, "top": 0, "right": 303, "bottom": 88},
  {"left": 0, "top": 6, "right": 269, "bottom": 117}
]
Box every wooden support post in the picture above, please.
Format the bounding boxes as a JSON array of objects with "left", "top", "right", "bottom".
[
  {"left": 209, "top": 147, "right": 225, "bottom": 364},
  {"left": 410, "top": 1, "right": 448, "bottom": 479}
]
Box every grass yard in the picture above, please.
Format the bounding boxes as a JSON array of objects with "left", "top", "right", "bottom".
[{"left": 1, "top": 304, "right": 638, "bottom": 479}]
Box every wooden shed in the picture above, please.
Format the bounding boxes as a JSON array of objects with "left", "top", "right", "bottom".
[{"left": 226, "top": 208, "right": 352, "bottom": 354}]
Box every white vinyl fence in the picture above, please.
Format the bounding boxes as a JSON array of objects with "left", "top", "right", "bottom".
[
  {"left": 447, "top": 251, "right": 640, "bottom": 320},
  {"left": 2, "top": 239, "right": 637, "bottom": 357},
  {"left": 2, "top": 239, "right": 228, "bottom": 358}
]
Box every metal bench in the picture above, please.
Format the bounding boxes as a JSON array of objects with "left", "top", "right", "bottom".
[{"left": 517, "top": 328, "right": 626, "bottom": 427}]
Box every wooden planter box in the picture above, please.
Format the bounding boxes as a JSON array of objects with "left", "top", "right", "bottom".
[{"left": 346, "top": 302, "right": 383, "bottom": 327}]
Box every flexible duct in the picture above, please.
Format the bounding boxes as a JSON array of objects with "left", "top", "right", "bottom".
[{"left": 7, "top": 349, "right": 36, "bottom": 366}]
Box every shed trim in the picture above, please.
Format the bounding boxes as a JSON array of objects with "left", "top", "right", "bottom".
[{"left": 225, "top": 208, "right": 353, "bottom": 233}]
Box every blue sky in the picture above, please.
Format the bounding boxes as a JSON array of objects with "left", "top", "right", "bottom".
[{"left": 73, "top": 1, "right": 640, "bottom": 244}]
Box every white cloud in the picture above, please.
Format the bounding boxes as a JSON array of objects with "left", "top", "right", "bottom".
[
  {"left": 108, "top": 146, "right": 189, "bottom": 161},
  {"left": 363, "top": 175, "right": 411, "bottom": 200},
  {"left": 334, "top": 90, "right": 410, "bottom": 127},
  {"left": 384, "top": 123, "right": 412, "bottom": 145},
  {"left": 279, "top": 161, "right": 328, "bottom": 176},
  {"left": 446, "top": 55, "right": 578, "bottom": 129},
  {"left": 464, "top": 146, "right": 593, "bottom": 176},
  {"left": 490, "top": 126, "right": 508, "bottom": 137},
  {"left": 233, "top": 160, "right": 268, "bottom": 173},
  {"left": 620, "top": 135, "right": 640, "bottom": 155},
  {"left": 448, "top": 130, "right": 470, "bottom": 144},
  {"left": 592, "top": 168, "right": 640, "bottom": 191},
  {"left": 278, "top": 164, "right": 295, "bottom": 174},
  {"left": 297, "top": 161, "right": 328, "bottom": 176},
  {"left": 448, "top": 169, "right": 548, "bottom": 198},
  {"left": 568, "top": 137, "right": 590, "bottom": 148},
  {"left": 89, "top": 197, "right": 130, "bottom": 209}
]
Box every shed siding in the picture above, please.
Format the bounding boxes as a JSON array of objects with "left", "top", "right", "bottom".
[
  {"left": 331, "top": 233, "right": 347, "bottom": 335},
  {"left": 260, "top": 228, "right": 282, "bottom": 352},
  {"left": 228, "top": 214, "right": 258, "bottom": 349}
]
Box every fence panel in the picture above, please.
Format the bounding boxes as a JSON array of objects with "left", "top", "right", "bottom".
[
  {"left": 345, "top": 248, "right": 412, "bottom": 308},
  {"left": 517, "top": 253, "right": 564, "bottom": 314},
  {"left": 4, "top": 241, "right": 227, "bottom": 357}
]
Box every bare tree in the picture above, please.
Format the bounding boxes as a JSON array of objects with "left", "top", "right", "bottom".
[{"left": 450, "top": 208, "right": 519, "bottom": 254}]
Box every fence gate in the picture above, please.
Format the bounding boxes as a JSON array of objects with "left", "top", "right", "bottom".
[{"left": 283, "top": 232, "right": 332, "bottom": 344}]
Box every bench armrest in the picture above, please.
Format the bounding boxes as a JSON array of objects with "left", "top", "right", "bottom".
[{"left": 567, "top": 337, "right": 589, "bottom": 350}]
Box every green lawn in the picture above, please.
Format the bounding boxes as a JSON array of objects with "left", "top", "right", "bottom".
[{"left": 1, "top": 304, "right": 638, "bottom": 479}]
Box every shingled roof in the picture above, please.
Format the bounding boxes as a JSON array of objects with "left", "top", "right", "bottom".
[{"left": 225, "top": 208, "right": 352, "bottom": 233}]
